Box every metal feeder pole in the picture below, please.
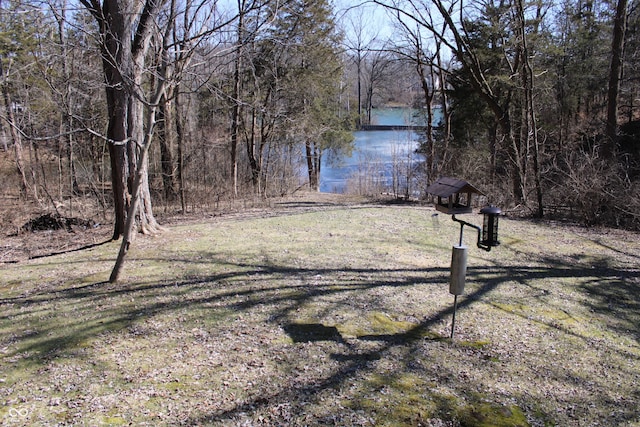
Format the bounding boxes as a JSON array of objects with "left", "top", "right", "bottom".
[
  {"left": 449, "top": 215, "right": 482, "bottom": 339},
  {"left": 449, "top": 221, "right": 469, "bottom": 338},
  {"left": 451, "top": 295, "right": 458, "bottom": 339}
]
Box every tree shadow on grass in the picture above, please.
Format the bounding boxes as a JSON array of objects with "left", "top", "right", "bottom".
[
  {"left": 183, "top": 253, "right": 639, "bottom": 425},
  {"left": 27, "top": 239, "right": 113, "bottom": 260},
  {"left": 283, "top": 323, "right": 347, "bottom": 344},
  {"left": 2, "top": 247, "right": 639, "bottom": 425},
  {"left": 4, "top": 249, "right": 639, "bottom": 343},
  {"left": 1, "top": 260, "right": 445, "bottom": 362}
]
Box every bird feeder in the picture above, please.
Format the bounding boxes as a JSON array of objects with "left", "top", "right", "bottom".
[
  {"left": 426, "top": 177, "right": 501, "bottom": 252},
  {"left": 426, "top": 177, "right": 502, "bottom": 338},
  {"left": 426, "top": 177, "right": 485, "bottom": 215},
  {"left": 480, "top": 205, "right": 501, "bottom": 248}
]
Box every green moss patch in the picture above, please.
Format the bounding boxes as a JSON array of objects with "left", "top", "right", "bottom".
[
  {"left": 1, "top": 201, "right": 639, "bottom": 426},
  {"left": 457, "top": 402, "right": 530, "bottom": 427}
]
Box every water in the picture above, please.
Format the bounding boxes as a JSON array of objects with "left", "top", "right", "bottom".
[{"left": 320, "top": 108, "right": 424, "bottom": 193}]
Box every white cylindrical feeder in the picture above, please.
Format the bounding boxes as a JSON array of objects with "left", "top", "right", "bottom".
[{"left": 449, "top": 245, "right": 468, "bottom": 295}]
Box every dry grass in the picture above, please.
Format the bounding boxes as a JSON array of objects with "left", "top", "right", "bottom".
[{"left": 1, "top": 195, "right": 639, "bottom": 426}]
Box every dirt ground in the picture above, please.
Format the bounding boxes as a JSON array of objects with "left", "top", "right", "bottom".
[
  {"left": 0, "top": 191, "right": 377, "bottom": 264},
  {"left": 2, "top": 196, "right": 639, "bottom": 426},
  {"left": 3, "top": 182, "right": 640, "bottom": 426}
]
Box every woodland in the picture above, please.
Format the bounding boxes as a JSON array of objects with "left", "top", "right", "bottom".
[
  {"left": 2, "top": 1, "right": 640, "bottom": 424},
  {"left": 1, "top": 0, "right": 640, "bottom": 246}
]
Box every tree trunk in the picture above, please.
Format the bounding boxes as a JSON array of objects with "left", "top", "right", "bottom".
[
  {"left": 109, "top": 130, "right": 152, "bottom": 282},
  {"left": 67, "top": 126, "right": 79, "bottom": 195},
  {"left": 305, "top": 140, "right": 320, "bottom": 191},
  {"left": 158, "top": 94, "right": 178, "bottom": 202},
  {"left": 90, "top": 0, "right": 162, "bottom": 240},
  {"left": 130, "top": 46, "right": 161, "bottom": 235},
  {"left": 415, "top": 57, "right": 435, "bottom": 183},
  {"left": 0, "top": 57, "right": 30, "bottom": 197},
  {"left": 110, "top": 66, "right": 167, "bottom": 281},
  {"left": 99, "top": 0, "right": 133, "bottom": 239},
  {"left": 509, "top": 113, "right": 527, "bottom": 205},
  {"left": 230, "top": 0, "right": 245, "bottom": 199},
  {"left": 246, "top": 107, "right": 261, "bottom": 191},
  {"left": 605, "top": 0, "right": 628, "bottom": 159},
  {"left": 54, "top": 2, "right": 80, "bottom": 198},
  {"left": 435, "top": 48, "right": 451, "bottom": 184},
  {"left": 516, "top": 0, "right": 543, "bottom": 217},
  {"left": 175, "top": 90, "right": 187, "bottom": 213},
  {"left": 104, "top": 86, "right": 130, "bottom": 240},
  {"left": 107, "top": 137, "right": 129, "bottom": 240},
  {"left": 356, "top": 48, "right": 363, "bottom": 127},
  {"left": 137, "top": 152, "right": 161, "bottom": 234}
]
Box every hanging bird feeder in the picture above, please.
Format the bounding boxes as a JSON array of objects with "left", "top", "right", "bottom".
[
  {"left": 426, "top": 177, "right": 502, "bottom": 338},
  {"left": 426, "top": 177, "right": 484, "bottom": 215},
  {"left": 480, "top": 205, "right": 501, "bottom": 248}
]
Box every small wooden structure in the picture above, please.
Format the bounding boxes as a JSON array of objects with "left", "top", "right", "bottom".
[{"left": 426, "top": 177, "right": 484, "bottom": 214}]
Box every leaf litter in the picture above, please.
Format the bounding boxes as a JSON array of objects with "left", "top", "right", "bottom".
[{"left": 1, "top": 194, "right": 639, "bottom": 426}]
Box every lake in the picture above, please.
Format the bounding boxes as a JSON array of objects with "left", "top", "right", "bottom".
[{"left": 320, "top": 108, "right": 424, "bottom": 193}]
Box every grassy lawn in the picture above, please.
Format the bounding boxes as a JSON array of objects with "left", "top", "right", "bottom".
[{"left": 1, "top": 200, "right": 639, "bottom": 426}]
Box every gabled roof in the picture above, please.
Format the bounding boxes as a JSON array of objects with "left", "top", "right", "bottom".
[{"left": 426, "top": 177, "right": 485, "bottom": 198}]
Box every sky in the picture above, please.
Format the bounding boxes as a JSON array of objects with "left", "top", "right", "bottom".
[{"left": 334, "top": 0, "right": 398, "bottom": 45}]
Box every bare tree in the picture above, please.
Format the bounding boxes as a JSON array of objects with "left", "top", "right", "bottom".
[
  {"left": 80, "top": 0, "right": 241, "bottom": 281},
  {"left": 361, "top": 48, "right": 394, "bottom": 124},
  {"left": 0, "top": 61, "right": 30, "bottom": 197},
  {"left": 0, "top": 0, "right": 33, "bottom": 198},
  {"left": 374, "top": 0, "right": 545, "bottom": 208},
  {"left": 342, "top": 7, "right": 380, "bottom": 126},
  {"left": 606, "top": 0, "right": 629, "bottom": 158},
  {"left": 390, "top": 9, "right": 451, "bottom": 185},
  {"left": 78, "top": 0, "right": 166, "bottom": 239},
  {"left": 229, "top": 0, "right": 246, "bottom": 199},
  {"left": 514, "top": 0, "right": 544, "bottom": 217}
]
